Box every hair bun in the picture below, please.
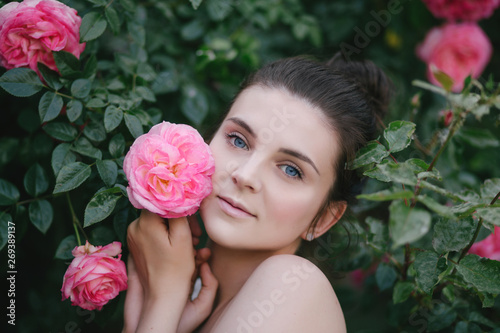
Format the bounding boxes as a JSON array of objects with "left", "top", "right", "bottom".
[{"left": 326, "top": 52, "right": 392, "bottom": 128}]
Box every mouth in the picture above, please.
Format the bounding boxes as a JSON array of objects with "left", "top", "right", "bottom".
[{"left": 217, "top": 196, "right": 256, "bottom": 218}]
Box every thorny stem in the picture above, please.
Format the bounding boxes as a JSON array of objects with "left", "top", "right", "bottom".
[{"left": 66, "top": 193, "right": 87, "bottom": 246}]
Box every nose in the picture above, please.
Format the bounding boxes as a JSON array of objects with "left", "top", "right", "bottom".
[{"left": 229, "top": 155, "right": 262, "bottom": 192}]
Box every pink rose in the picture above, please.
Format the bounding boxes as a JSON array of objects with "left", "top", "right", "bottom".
[
  {"left": 123, "top": 121, "right": 215, "bottom": 218},
  {"left": 438, "top": 109, "right": 453, "bottom": 127},
  {"left": 0, "top": 0, "right": 85, "bottom": 74},
  {"left": 422, "top": 0, "right": 500, "bottom": 21},
  {"left": 469, "top": 226, "right": 500, "bottom": 261},
  {"left": 61, "top": 241, "right": 128, "bottom": 311},
  {"left": 416, "top": 23, "right": 492, "bottom": 92}
]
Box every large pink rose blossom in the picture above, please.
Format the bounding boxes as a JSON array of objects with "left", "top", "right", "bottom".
[
  {"left": 61, "top": 241, "right": 128, "bottom": 311},
  {"left": 416, "top": 23, "right": 492, "bottom": 92},
  {"left": 0, "top": 0, "right": 85, "bottom": 74},
  {"left": 123, "top": 121, "right": 215, "bottom": 218},
  {"left": 422, "top": 0, "right": 500, "bottom": 21},
  {"left": 469, "top": 226, "right": 500, "bottom": 261}
]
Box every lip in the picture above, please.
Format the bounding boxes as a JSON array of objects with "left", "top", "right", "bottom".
[{"left": 217, "top": 196, "right": 256, "bottom": 219}]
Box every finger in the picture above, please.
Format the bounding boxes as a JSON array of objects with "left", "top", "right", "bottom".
[
  {"left": 188, "top": 215, "right": 202, "bottom": 238},
  {"left": 191, "top": 262, "right": 218, "bottom": 316},
  {"left": 195, "top": 248, "right": 211, "bottom": 267}
]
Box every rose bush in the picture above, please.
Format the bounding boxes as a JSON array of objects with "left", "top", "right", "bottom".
[
  {"left": 0, "top": 0, "right": 85, "bottom": 75},
  {"left": 416, "top": 22, "right": 492, "bottom": 92},
  {"left": 422, "top": 0, "right": 500, "bottom": 21},
  {"left": 469, "top": 226, "right": 500, "bottom": 261},
  {"left": 124, "top": 121, "right": 215, "bottom": 219},
  {"left": 61, "top": 241, "right": 128, "bottom": 311}
]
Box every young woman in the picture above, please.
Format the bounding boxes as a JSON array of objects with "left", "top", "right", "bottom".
[{"left": 123, "top": 54, "right": 392, "bottom": 333}]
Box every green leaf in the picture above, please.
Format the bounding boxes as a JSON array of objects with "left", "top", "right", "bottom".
[
  {"left": 375, "top": 161, "right": 418, "bottom": 186},
  {"left": 0, "top": 138, "right": 19, "bottom": 168},
  {"left": 135, "top": 86, "right": 156, "bottom": 102},
  {"left": 455, "top": 255, "right": 500, "bottom": 294},
  {"left": 383, "top": 121, "right": 416, "bottom": 153},
  {"left": 70, "top": 78, "right": 92, "bottom": 98},
  {"left": 414, "top": 251, "right": 444, "bottom": 294},
  {"left": 206, "top": 0, "right": 233, "bottom": 21},
  {"left": 0, "top": 68, "right": 44, "bottom": 97},
  {"left": 80, "top": 11, "right": 107, "bottom": 42},
  {"left": 23, "top": 163, "right": 49, "bottom": 197},
  {"left": 83, "top": 120, "right": 106, "bottom": 142},
  {"left": 105, "top": 6, "right": 120, "bottom": 35},
  {"left": 53, "top": 162, "right": 91, "bottom": 193},
  {"left": 43, "top": 122, "right": 78, "bottom": 141},
  {"left": 119, "top": 0, "right": 135, "bottom": 12},
  {"left": 189, "top": 0, "right": 203, "bottom": 9},
  {"left": 0, "top": 213, "right": 13, "bottom": 250},
  {"left": 181, "top": 19, "right": 206, "bottom": 41},
  {"left": 137, "top": 63, "right": 156, "bottom": 82},
  {"left": 375, "top": 262, "right": 397, "bottom": 291},
  {"left": 456, "top": 128, "right": 500, "bottom": 148},
  {"left": 432, "top": 68, "right": 454, "bottom": 92},
  {"left": 39, "top": 91, "right": 64, "bottom": 122},
  {"left": 115, "top": 54, "right": 137, "bottom": 75},
  {"left": 37, "top": 63, "right": 63, "bottom": 90},
  {"left": 71, "top": 137, "right": 102, "bottom": 159},
  {"left": 84, "top": 189, "right": 121, "bottom": 227},
  {"left": 432, "top": 217, "right": 476, "bottom": 254},
  {"left": 87, "top": 0, "right": 107, "bottom": 5},
  {"left": 357, "top": 188, "right": 414, "bottom": 201},
  {"left": 454, "top": 322, "right": 482, "bottom": 333},
  {"left": 53, "top": 51, "right": 80, "bottom": 78},
  {"left": 51, "top": 143, "right": 77, "bottom": 176},
  {"left": 54, "top": 235, "right": 77, "bottom": 260},
  {"left": 66, "top": 99, "right": 83, "bottom": 122},
  {"left": 86, "top": 98, "right": 107, "bottom": 108},
  {"left": 151, "top": 71, "right": 179, "bottom": 94},
  {"left": 417, "top": 195, "right": 454, "bottom": 218},
  {"left": 393, "top": 281, "right": 414, "bottom": 304},
  {"left": 83, "top": 54, "right": 98, "bottom": 79},
  {"left": 476, "top": 207, "right": 500, "bottom": 227},
  {"left": 0, "top": 179, "right": 20, "bottom": 205},
  {"left": 389, "top": 200, "right": 431, "bottom": 248},
  {"left": 109, "top": 133, "right": 125, "bottom": 158},
  {"left": 29, "top": 200, "right": 53, "bottom": 234},
  {"left": 480, "top": 178, "right": 500, "bottom": 202},
  {"left": 127, "top": 21, "right": 145, "bottom": 47},
  {"left": 104, "top": 105, "right": 123, "bottom": 132},
  {"left": 348, "top": 142, "right": 389, "bottom": 170},
  {"left": 124, "top": 113, "right": 143, "bottom": 138},
  {"left": 365, "top": 217, "right": 389, "bottom": 253},
  {"left": 427, "top": 303, "right": 457, "bottom": 332},
  {"left": 96, "top": 160, "right": 118, "bottom": 187}
]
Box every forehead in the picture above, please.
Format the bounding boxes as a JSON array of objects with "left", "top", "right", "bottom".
[{"left": 225, "top": 86, "right": 341, "bottom": 172}]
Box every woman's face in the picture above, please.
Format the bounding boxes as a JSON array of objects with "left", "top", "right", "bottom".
[{"left": 200, "top": 86, "right": 340, "bottom": 253}]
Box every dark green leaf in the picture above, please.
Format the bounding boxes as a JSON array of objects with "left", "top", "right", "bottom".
[
  {"left": 476, "top": 207, "right": 500, "bottom": 227},
  {"left": 83, "top": 120, "right": 106, "bottom": 142},
  {"left": 414, "top": 251, "right": 443, "bottom": 294},
  {"left": 468, "top": 311, "right": 497, "bottom": 328},
  {"left": 109, "top": 134, "right": 125, "bottom": 158},
  {"left": 454, "top": 322, "right": 482, "bottom": 333},
  {"left": 348, "top": 142, "right": 389, "bottom": 169},
  {"left": 0, "top": 213, "right": 13, "bottom": 250},
  {"left": 136, "top": 86, "right": 156, "bottom": 102},
  {"left": 375, "top": 262, "right": 397, "bottom": 291},
  {"left": 365, "top": 217, "right": 389, "bottom": 253},
  {"left": 137, "top": 63, "right": 156, "bottom": 82},
  {"left": 54, "top": 235, "right": 78, "bottom": 260},
  {"left": 124, "top": 113, "right": 143, "bottom": 138},
  {"left": 189, "top": 0, "right": 203, "bottom": 9},
  {"left": 456, "top": 128, "right": 500, "bottom": 148},
  {"left": 105, "top": 6, "right": 120, "bottom": 35},
  {"left": 70, "top": 78, "right": 92, "bottom": 98},
  {"left": 127, "top": 22, "right": 145, "bottom": 47},
  {"left": 96, "top": 160, "right": 118, "bottom": 187},
  {"left": 389, "top": 200, "right": 431, "bottom": 248},
  {"left": 427, "top": 303, "right": 457, "bottom": 332},
  {"left": 86, "top": 98, "right": 107, "bottom": 108},
  {"left": 104, "top": 105, "right": 123, "bottom": 132},
  {"left": 357, "top": 188, "right": 414, "bottom": 201},
  {"left": 51, "top": 143, "right": 77, "bottom": 176},
  {"left": 0, "top": 138, "right": 19, "bottom": 168},
  {"left": 84, "top": 190, "right": 121, "bottom": 227},
  {"left": 181, "top": 84, "right": 209, "bottom": 125},
  {"left": 206, "top": 0, "right": 233, "bottom": 21},
  {"left": 455, "top": 255, "right": 500, "bottom": 294},
  {"left": 383, "top": 121, "right": 416, "bottom": 153},
  {"left": 181, "top": 19, "right": 206, "bottom": 41},
  {"left": 39, "top": 91, "right": 64, "bottom": 122},
  {"left": 119, "top": 0, "right": 135, "bottom": 11},
  {"left": 417, "top": 195, "right": 454, "bottom": 218},
  {"left": 43, "top": 122, "right": 78, "bottom": 141},
  {"left": 29, "top": 200, "right": 53, "bottom": 234},
  {"left": 80, "top": 11, "right": 107, "bottom": 42},
  {"left": 66, "top": 99, "right": 83, "bottom": 122},
  {"left": 480, "top": 178, "right": 500, "bottom": 203},
  {"left": 375, "top": 161, "right": 418, "bottom": 186},
  {"left": 37, "top": 63, "right": 63, "bottom": 90},
  {"left": 53, "top": 51, "right": 80, "bottom": 78},
  {"left": 83, "top": 54, "right": 98, "bottom": 79},
  {"left": 478, "top": 292, "right": 496, "bottom": 308},
  {"left": 0, "top": 68, "right": 44, "bottom": 97},
  {"left": 115, "top": 54, "right": 137, "bottom": 75},
  {"left": 432, "top": 217, "right": 476, "bottom": 254},
  {"left": 71, "top": 137, "right": 102, "bottom": 159},
  {"left": 151, "top": 71, "right": 179, "bottom": 94},
  {"left": 53, "top": 162, "right": 91, "bottom": 193},
  {"left": 0, "top": 179, "right": 20, "bottom": 205},
  {"left": 23, "top": 163, "right": 49, "bottom": 197},
  {"left": 87, "top": 0, "right": 107, "bottom": 5},
  {"left": 392, "top": 281, "right": 414, "bottom": 304}
]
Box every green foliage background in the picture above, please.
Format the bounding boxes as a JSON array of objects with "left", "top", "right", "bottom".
[{"left": 0, "top": 0, "right": 499, "bottom": 332}]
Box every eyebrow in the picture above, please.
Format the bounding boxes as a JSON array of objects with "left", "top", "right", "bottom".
[{"left": 226, "top": 117, "right": 320, "bottom": 175}]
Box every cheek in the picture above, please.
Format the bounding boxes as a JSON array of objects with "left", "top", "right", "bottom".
[{"left": 266, "top": 190, "right": 320, "bottom": 231}]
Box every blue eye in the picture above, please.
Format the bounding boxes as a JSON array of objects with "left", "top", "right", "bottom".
[
  {"left": 233, "top": 136, "right": 247, "bottom": 149},
  {"left": 280, "top": 165, "right": 302, "bottom": 179},
  {"left": 226, "top": 133, "right": 248, "bottom": 150}
]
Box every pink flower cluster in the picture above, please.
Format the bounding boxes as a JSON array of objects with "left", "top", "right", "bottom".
[
  {"left": 61, "top": 241, "right": 128, "bottom": 311},
  {"left": 469, "top": 226, "right": 500, "bottom": 261},
  {"left": 124, "top": 121, "right": 215, "bottom": 218},
  {"left": 416, "top": 23, "right": 492, "bottom": 92},
  {"left": 422, "top": 0, "right": 500, "bottom": 21},
  {"left": 0, "top": 0, "right": 85, "bottom": 74}
]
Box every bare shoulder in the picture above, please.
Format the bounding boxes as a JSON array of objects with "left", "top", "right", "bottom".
[{"left": 212, "top": 255, "right": 346, "bottom": 333}]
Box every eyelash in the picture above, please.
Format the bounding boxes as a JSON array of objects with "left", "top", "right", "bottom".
[{"left": 224, "top": 132, "right": 304, "bottom": 180}]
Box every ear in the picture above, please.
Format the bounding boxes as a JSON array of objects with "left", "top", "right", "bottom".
[{"left": 301, "top": 201, "right": 347, "bottom": 241}]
